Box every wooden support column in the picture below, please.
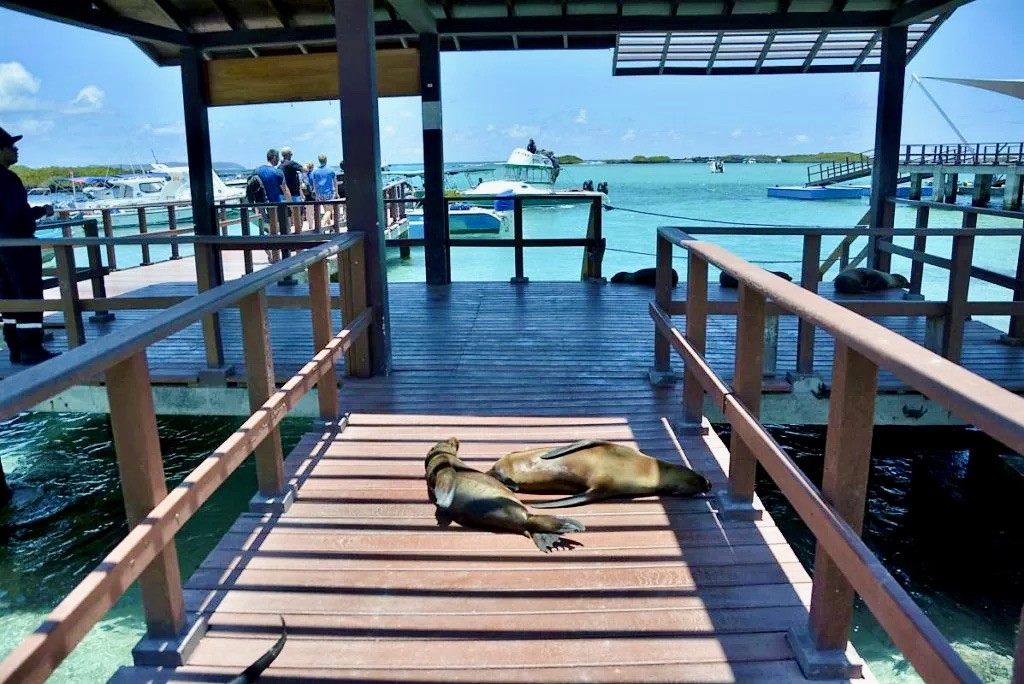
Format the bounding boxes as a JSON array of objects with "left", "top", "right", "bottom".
[
  {"left": 908, "top": 174, "right": 928, "bottom": 296},
  {"left": 867, "top": 26, "right": 907, "bottom": 272},
  {"left": 1007, "top": 229, "right": 1024, "bottom": 340},
  {"left": 54, "top": 245, "right": 85, "bottom": 348},
  {"left": 308, "top": 259, "right": 340, "bottom": 418},
  {"left": 972, "top": 174, "right": 993, "bottom": 207},
  {"left": 943, "top": 218, "right": 976, "bottom": 363},
  {"left": 790, "top": 341, "right": 876, "bottom": 679},
  {"left": 719, "top": 283, "right": 765, "bottom": 519},
  {"left": 420, "top": 33, "right": 450, "bottom": 284},
  {"left": 337, "top": 0, "right": 391, "bottom": 375},
  {"left": 106, "top": 353, "right": 185, "bottom": 639},
  {"left": 796, "top": 233, "right": 821, "bottom": 374},
  {"left": 683, "top": 254, "right": 708, "bottom": 426},
  {"left": 339, "top": 244, "right": 371, "bottom": 377},
  {"left": 1003, "top": 173, "right": 1023, "bottom": 211},
  {"left": 650, "top": 234, "right": 674, "bottom": 384}
]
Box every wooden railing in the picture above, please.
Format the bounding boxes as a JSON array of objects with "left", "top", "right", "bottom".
[
  {"left": 806, "top": 154, "right": 873, "bottom": 186},
  {"left": 902, "top": 142, "right": 1024, "bottom": 167},
  {"left": 673, "top": 225, "right": 1024, "bottom": 373},
  {"left": 0, "top": 233, "right": 372, "bottom": 684},
  {"left": 386, "top": 194, "right": 606, "bottom": 282},
  {"left": 652, "top": 226, "right": 1024, "bottom": 682}
]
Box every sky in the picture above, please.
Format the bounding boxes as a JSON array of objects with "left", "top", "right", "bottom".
[{"left": 1, "top": 0, "right": 1023, "bottom": 167}]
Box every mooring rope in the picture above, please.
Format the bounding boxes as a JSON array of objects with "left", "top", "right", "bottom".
[
  {"left": 605, "top": 204, "right": 797, "bottom": 228},
  {"left": 603, "top": 246, "right": 803, "bottom": 266}
]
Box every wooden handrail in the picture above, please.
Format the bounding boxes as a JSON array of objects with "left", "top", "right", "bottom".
[
  {"left": 652, "top": 228, "right": 1007, "bottom": 682},
  {"left": 0, "top": 233, "right": 363, "bottom": 419}
]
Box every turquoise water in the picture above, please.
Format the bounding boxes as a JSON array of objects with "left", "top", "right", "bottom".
[{"left": 3, "top": 162, "right": 1022, "bottom": 682}]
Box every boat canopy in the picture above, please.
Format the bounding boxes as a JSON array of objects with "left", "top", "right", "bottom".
[{"left": 924, "top": 77, "right": 1024, "bottom": 101}]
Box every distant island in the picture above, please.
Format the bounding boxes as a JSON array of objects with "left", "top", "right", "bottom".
[
  {"left": 557, "top": 151, "right": 866, "bottom": 165},
  {"left": 556, "top": 154, "right": 584, "bottom": 164},
  {"left": 11, "top": 161, "right": 249, "bottom": 188}
]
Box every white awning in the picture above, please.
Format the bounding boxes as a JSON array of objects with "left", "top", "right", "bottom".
[{"left": 924, "top": 77, "right": 1024, "bottom": 101}]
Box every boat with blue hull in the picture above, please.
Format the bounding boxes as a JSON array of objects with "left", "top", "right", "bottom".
[{"left": 407, "top": 202, "right": 508, "bottom": 237}]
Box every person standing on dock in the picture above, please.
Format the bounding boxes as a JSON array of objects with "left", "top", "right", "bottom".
[
  {"left": 0, "top": 126, "right": 58, "bottom": 366},
  {"left": 310, "top": 154, "right": 339, "bottom": 232},
  {"left": 257, "top": 148, "right": 290, "bottom": 262}
]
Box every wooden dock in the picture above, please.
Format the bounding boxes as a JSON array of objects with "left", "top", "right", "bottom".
[{"left": 111, "top": 415, "right": 869, "bottom": 683}]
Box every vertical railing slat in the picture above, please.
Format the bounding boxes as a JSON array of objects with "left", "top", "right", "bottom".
[
  {"left": 652, "top": 234, "right": 673, "bottom": 380},
  {"left": 725, "top": 283, "right": 766, "bottom": 512},
  {"left": 54, "top": 245, "right": 85, "bottom": 348},
  {"left": 943, "top": 216, "right": 976, "bottom": 362},
  {"left": 796, "top": 233, "right": 821, "bottom": 374},
  {"left": 308, "top": 259, "right": 340, "bottom": 418},
  {"left": 339, "top": 242, "right": 371, "bottom": 377},
  {"left": 683, "top": 253, "right": 708, "bottom": 425},
  {"left": 512, "top": 198, "right": 526, "bottom": 282}
]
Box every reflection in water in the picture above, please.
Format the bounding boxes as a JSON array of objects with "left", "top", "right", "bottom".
[
  {"left": 716, "top": 424, "right": 1022, "bottom": 683},
  {"left": 0, "top": 412, "right": 311, "bottom": 682}
]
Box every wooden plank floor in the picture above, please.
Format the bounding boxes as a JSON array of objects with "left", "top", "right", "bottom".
[
  {"left": 111, "top": 413, "right": 873, "bottom": 683},
  {"left": 5, "top": 254, "right": 1024, "bottom": 394}
]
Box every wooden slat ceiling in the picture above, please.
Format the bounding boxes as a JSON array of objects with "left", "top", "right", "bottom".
[{"left": 0, "top": 0, "right": 972, "bottom": 69}]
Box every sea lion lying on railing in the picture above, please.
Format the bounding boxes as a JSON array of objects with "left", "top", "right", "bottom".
[
  {"left": 486, "top": 439, "right": 713, "bottom": 508},
  {"left": 424, "top": 438, "right": 585, "bottom": 552},
  {"left": 610, "top": 267, "right": 678, "bottom": 287},
  {"left": 833, "top": 267, "right": 909, "bottom": 294},
  {"left": 719, "top": 270, "right": 792, "bottom": 288},
  {"left": 227, "top": 616, "right": 287, "bottom": 684}
]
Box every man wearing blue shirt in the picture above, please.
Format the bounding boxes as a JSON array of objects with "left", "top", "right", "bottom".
[
  {"left": 0, "top": 126, "right": 57, "bottom": 366},
  {"left": 256, "top": 148, "right": 290, "bottom": 261},
  {"left": 310, "top": 154, "right": 339, "bottom": 231}
]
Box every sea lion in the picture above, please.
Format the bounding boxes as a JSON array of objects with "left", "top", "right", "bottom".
[
  {"left": 610, "top": 267, "right": 678, "bottom": 287},
  {"left": 719, "top": 270, "right": 792, "bottom": 288},
  {"left": 833, "top": 267, "right": 909, "bottom": 295},
  {"left": 424, "top": 438, "right": 585, "bottom": 552},
  {"left": 486, "top": 439, "right": 713, "bottom": 508},
  {"left": 227, "top": 616, "right": 287, "bottom": 684}
]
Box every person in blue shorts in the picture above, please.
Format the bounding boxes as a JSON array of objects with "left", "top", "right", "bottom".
[
  {"left": 256, "top": 148, "right": 290, "bottom": 261},
  {"left": 310, "top": 154, "right": 339, "bottom": 232}
]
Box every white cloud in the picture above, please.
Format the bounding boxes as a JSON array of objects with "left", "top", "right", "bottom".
[
  {"left": 64, "top": 85, "right": 104, "bottom": 114},
  {"left": 13, "top": 118, "right": 54, "bottom": 135},
  {"left": 574, "top": 109, "right": 587, "bottom": 125},
  {"left": 731, "top": 129, "right": 743, "bottom": 138},
  {"left": 142, "top": 121, "right": 186, "bottom": 136},
  {"left": 791, "top": 133, "right": 812, "bottom": 144},
  {"left": 0, "top": 62, "right": 42, "bottom": 112},
  {"left": 485, "top": 124, "right": 496, "bottom": 132},
  {"left": 295, "top": 117, "right": 338, "bottom": 142},
  {"left": 503, "top": 124, "right": 539, "bottom": 139},
  {"left": 621, "top": 129, "right": 637, "bottom": 141}
]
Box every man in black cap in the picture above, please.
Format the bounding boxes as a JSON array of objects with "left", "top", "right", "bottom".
[{"left": 0, "top": 126, "right": 58, "bottom": 365}]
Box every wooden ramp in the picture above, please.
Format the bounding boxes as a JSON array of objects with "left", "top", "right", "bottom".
[{"left": 111, "top": 413, "right": 870, "bottom": 683}]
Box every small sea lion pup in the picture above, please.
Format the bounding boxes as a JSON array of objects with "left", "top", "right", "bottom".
[
  {"left": 610, "top": 267, "right": 679, "bottom": 287},
  {"left": 833, "top": 267, "right": 910, "bottom": 295},
  {"left": 424, "top": 438, "right": 585, "bottom": 552},
  {"left": 719, "top": 270, "right": 792, "bottom": 288},
  {"left": 486, "top": 439, "right": 713, "bottom": 508}
]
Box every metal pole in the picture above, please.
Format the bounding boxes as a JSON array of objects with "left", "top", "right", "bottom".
[{"left": 420, "top": 33, "right": 449, "bottom": 284}]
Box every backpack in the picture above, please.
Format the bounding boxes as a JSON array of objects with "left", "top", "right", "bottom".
[{"left": 245, "top": 172, "right": 267, "bottom": 204}]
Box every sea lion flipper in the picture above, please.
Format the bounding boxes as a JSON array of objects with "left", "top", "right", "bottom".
[
  {"left": 527, "top": 514, "right": 586, "bottom": 552},
  {"left": 434, "top": 508, "right": 453, "bottom": 527},
  {"left": 431, "top": 470, "right": 457, "bottom": 510},
  {"left": 530, "top": 533, "right": 584, "bottom": 553},
  {"left": 226, "top": 616, "right": 287, "bottom": 684},
  {"left": 539, "top": 440, "right": 608, "bottom": 460},
  {"left": 527, "top": 492, "right": 598, "bottom": 508}
]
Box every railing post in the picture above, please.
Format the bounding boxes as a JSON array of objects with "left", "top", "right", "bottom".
[
  {"left": 339, "top": 242, "right": 371, "bottom": 377},
  {"left": 1006, "top": 230, "right": 1024, "bottom": 340},
  {"left": 102, "top": 209, "right": 117, "bottom": 270},
  {"left": 83, "top": 219, "right": 114, "bottom": 323},
  {"left": 105, "top": 352, "right": 186, "bottom": 642},
  {"left": 789, "top": 341, "right": 876, "bottom": 679},
  {"left": 218, "top": 201, "right": 228, "bottom": 235},
  {"left": 168, "top": 206, "right": 181, "bottom": 260},
  {"left": 238, "top": 290, "right": 292, "bottom": 512},
  {"left": 240, "top": 207, "right": 254, "bottom": 274},
  {"left": 54, "top": 244, "right": 85, "bottom": 348},
  {"left": 650, "top": 233, "right": 675, "bottom": 385},
  {"left": 511, "top": 197, "right": 527, "bottom": 283},
  {"left": 308, "top": 259, "right": 340, "bottom": 418},
  {"left": 909, "top": 204, "right": 929, "bottom": 296},
  {"left": 943, "top": 217, "right": 976, "bottom": 363},
  {"left": 719, "top": 283, "right": 765, "bottom": 520},
  {"left": 137, "top": 207, "right": 151, "bottom": 266},
  {"left": 194, "top": 243, "right": 226, "bottom": 374},
  {"left": 580, "top": 198, "right": 604, "bottom": 281},
  {"left": 266, "top": 206, "right": 281, "bottom": 264},
  {"left": 682, "top": 253, "right": 708, "bottom": 427},
  {"left": 796, "top": 233, "right": 821, "bottom": 374}
]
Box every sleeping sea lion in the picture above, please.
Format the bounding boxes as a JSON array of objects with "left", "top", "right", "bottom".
[
  {"left": 424, "top": 438, "right": 585, "bottom": 552},
  {"left": 486, "top": 439, "right": 713, "bottom": 508},
  {"left": 610, "top": 267, "right": 678, "bottom": 287},
  {"left": 833, "top": 267, "right": 909, "bottom": 294},
  {"left": 227, "top": 616, "right": 287, "bottom": 684},
  {"left": 719, "top": 270, "right": 792, "bottom": 288}
]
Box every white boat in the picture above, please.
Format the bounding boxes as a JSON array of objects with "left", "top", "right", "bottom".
[
  {"left": 497, "top": 147, "right": 561, "bottom": 185},
  {"left": 75, "top": 164, "right": 245, "bottom": 229},
  {"left": 745, "top": 158, "right": 758, "bottom": 164},
  {"left": 709, "top": 159, "right": 725, "bottom": 173},
  {"left": 460, "top": 180, "right": 609, "bottom": 208},
  {"left": 407, "top": 202, "right": 509, "bottom": 237}
]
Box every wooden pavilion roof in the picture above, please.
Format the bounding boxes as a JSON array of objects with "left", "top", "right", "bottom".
[{"left": 2, "top": 0, "right": 971, "bottom": 71}]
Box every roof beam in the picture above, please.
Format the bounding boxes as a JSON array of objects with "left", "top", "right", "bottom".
[
  {"left": 802, "top": 30, "right": 829, "bottom": 72},
  {"left": 890, "top": 0, "right": 969, "bottom": 25},
  {"left": 150, "top": 0, "right": 191, "bottom": 30},
  {"left": 618, "top": 63, "right": 882, "bottom": 76},
  {"left": 754, "top": 31, "right": 777, "bottom": 73},
  {"left": 192, "top": 10, "right": 894, "bottom": 50},
  {"left": 0, "top": 0, "right": 190, "bottom": 46},
  {"left": 266, "top": 0, "right": 295, "bottom": 28},
  {"left": 386, "top": 0, "right": 436, "bottom": 34},
  {"left": 209, "top": 0, "right": 244, "bottom": 30},
  {"left": 706, "top": 32, "right": 724, "bottom": 73},
  {"left": 852, "top": 31, "right": 881, "bottom": 70}
]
